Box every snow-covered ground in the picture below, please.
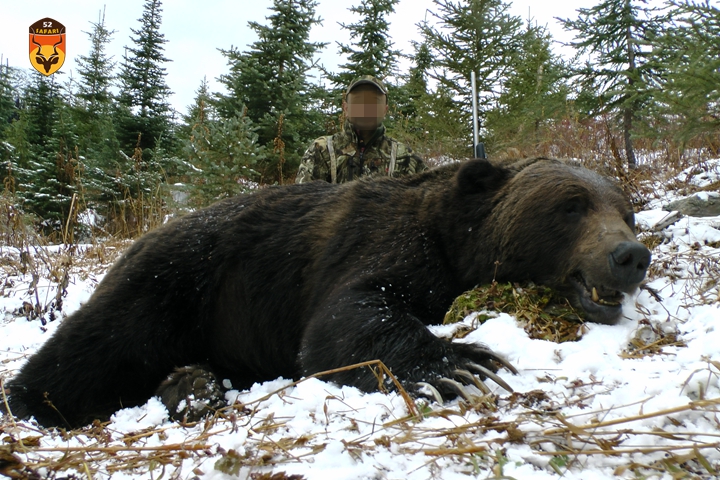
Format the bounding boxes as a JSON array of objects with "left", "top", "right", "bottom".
[{"left": 1, "top": 159, "right": 720, "bottom": 479}]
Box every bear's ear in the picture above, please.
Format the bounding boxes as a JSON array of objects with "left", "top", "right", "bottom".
[{"left": 455, "top": 159, "right": 512, "bottom": 195}]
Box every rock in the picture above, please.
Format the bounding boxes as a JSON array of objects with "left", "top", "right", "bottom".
[
  {"left": 652, "top": 211, "right": 684, "bottom": 232},
  {"left": 664, "top": 192, "right": 720, "bottom": 217}
]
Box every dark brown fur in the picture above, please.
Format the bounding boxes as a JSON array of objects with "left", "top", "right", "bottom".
[{"left": 5, "top": 159, "right": 650, "bottom": 427}]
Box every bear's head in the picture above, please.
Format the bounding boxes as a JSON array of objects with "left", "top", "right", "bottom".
[{"left": 453, "top": 158, "right": 651, "bottom": 325}]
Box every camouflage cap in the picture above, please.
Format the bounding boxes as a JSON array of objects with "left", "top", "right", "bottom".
[{"left": 346, "top": 75, "right": 388, "bottom": 96}]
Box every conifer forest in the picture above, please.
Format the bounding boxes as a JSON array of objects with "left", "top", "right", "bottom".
[{"left": 0, "top": 0, "right": 718, "bottom": 238}]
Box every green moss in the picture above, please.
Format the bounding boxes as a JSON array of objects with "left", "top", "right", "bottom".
[{"left": 444, "top": 282, "right": 587, "bottom": 343}]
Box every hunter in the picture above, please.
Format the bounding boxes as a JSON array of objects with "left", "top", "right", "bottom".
[{"left": 295, "top": 75, "right": 426, "bottom": 184}]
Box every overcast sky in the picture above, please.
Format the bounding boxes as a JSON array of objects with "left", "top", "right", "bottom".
[{"left": 1, "top": 0, "right": 604, "bottom": 114}]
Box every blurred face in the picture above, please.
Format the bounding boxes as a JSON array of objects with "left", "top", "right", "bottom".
[{"left": 344, "top": 85, "right": 388, "bottom": 131}]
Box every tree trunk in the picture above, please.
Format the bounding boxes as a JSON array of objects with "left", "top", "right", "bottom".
[
  {"left": 624, "top": 0, "right": 637, "bottom": 169},
  {"left": 623, "top": 107, "right": 636, "bottom": 168}
]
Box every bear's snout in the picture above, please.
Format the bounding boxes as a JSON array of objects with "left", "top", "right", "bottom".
[{"left": 609, "top": 241, "right": 651, "bottom": 288}]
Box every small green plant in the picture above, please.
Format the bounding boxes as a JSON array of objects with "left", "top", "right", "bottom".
[
  {"left": 549, "top": 454, "right": 570, "bottom": 475},
  {"left": 444, "top": 281, "right": 587, "bottom": 342}
]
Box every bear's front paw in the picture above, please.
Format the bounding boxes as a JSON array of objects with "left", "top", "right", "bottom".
[
  {"left": 412, "top": 343, "right": 517, "bottom": 405},
  {"left": 156, "top": 365, "right": 227, "bottom": 423}
]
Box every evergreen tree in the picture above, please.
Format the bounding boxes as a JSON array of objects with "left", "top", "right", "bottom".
[
  {"left": 73, "top": 9, "right": 124, "bottom": 215},
  {"left": 76, "top": 8, "right": 116, "bottom": 119},
  {"left": 177, "top": 77, "right": 212, "bottom": 142},
  {"left": 389, "top": 38, "right": 441, "bottom": 155},
  {"left": 43, "top": 96, "right": 81, "bottom": 235},
  {"left": 327, "top": 0, "right": 405, "bottom": 133},
  {"left": 0, "top": 60, "right": 16, "bottom": 136},
  {"left": 116, "top": 0, "right": 173, "bottom": 157},
  {"left": 402, "top": 39, "right": 433, "bottom": 117},
  {"left": 0, "top": 63, "right": 22, "bottom": 194},
  {"left": 329, "top": 0, "right": 401, "bottom": 88},
  {"left": 420, "top": 0, "right": 524, "bottom": 153},
  {"left": 485, "top": 22, "right": 570, "bottom": 152},
  {"left": 559, "top": 0, "right": 660, "bottom": 167},
  {"left": 183, "top": 79, "right": 263, "bottom": 207},
  {"left": 385, "top": 31, "right": 472, "bottom": 160},
  {"left": 391, "top": 38, "right": 432, "bottom": 132},
  {"left": 649, "top": 0, "right": 720, "bottom": 144},
  {"left": 216, "top": 0, "right": 326, "bottom": 182},
  {"left": 12, "top": 75, "right": 80, "bottom": 229},
  {"left": 23, "top": 75, "right": 55, "bottom": 154},
  {"left": 16, "top": 73, "right": 58, "bottom": 216},
  {"left": 110, "top": 0, "right": 175, "bottom": 234}
]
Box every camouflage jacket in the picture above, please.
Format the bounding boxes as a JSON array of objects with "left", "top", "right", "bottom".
[{"left": 295, "top": 121, "right": 427, "bottom": 184}]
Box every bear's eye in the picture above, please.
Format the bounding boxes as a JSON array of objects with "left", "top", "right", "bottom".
[{"left": 562, "top": 197, "right": 587, "bottom": 220}]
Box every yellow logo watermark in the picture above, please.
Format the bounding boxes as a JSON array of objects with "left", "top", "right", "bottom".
[{"left": 29, "top": 18, "right": 66, "bottom": 76}]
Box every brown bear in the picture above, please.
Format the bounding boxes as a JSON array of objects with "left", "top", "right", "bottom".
[{"left": 4, "top": 158, "right": 651, "bottom": 428}]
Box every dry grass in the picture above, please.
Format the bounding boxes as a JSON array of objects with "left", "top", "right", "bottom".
[
  {"left": 4, "top": 370, "right": 720, "bottom": 479},
  {"left": 0, "top": 239, "right": 127, "bottom": 326}
]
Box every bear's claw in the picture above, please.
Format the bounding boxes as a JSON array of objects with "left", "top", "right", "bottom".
[
  {"left": 416, "top": 382, "right": 444, "bottom": 405},
  {"left": 480, "top": 351, "right": 519, "bottom": 375},
  {"left": 454, "top": 369, "right": 491, "bottom": 394},
  {"left": 414, "top": 358, "right": 516, "bottom": 406},
  {"left": 437, "top": 377, "right": 475, "bottom": 402},
  {"left": 466, "top": 362, "right": 514, "bottom": 392}
]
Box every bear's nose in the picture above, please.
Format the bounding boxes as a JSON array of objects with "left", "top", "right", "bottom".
[{"left": 609, "top": 241, "right": 651, "bottom": 286}]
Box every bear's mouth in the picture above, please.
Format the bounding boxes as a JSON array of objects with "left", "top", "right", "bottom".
[{"left": 568, "top": 273, "right": 624, "bottom": 325}]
